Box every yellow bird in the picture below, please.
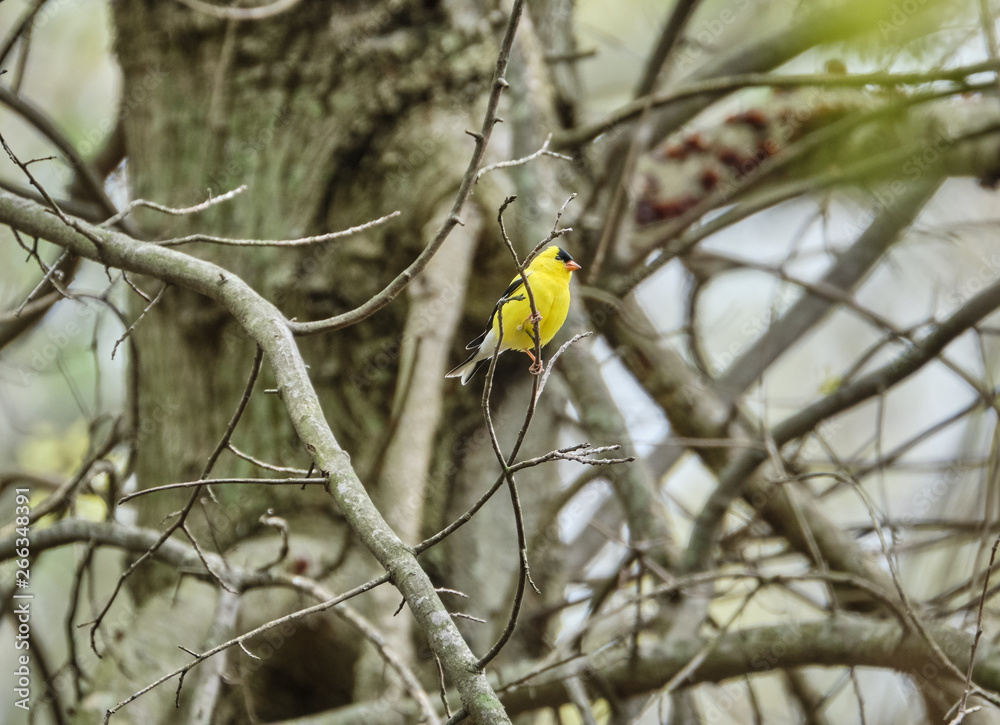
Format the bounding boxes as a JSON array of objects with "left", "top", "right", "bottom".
[{"left": 446, "top": 245, "right": 582, "bottom": 385}]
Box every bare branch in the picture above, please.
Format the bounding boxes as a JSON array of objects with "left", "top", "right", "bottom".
[
  {"left": 959, "top": 533, "right": 1000, "bottom": 719},
  {"left": 256, "top": 511, "right": 290, "bottom": 571},
  {"left": 103, "top": 575, "right": 389, "bottom": 724},
  {"left": 117, "top": 477, "right": 327, "bottom": 505},
  {"left": 632, "top": 0, "right": 701, "bottom": 98},
  {"left": 556, "top": 61, "right": 1000, "bottom": 151},
  {"left": 225, "top": 444, "right": 310, "bottom": 475},
  {"left": 99, "top": 185, "right": 248, "bottom": 228},
  {"left": 440, "top": 614, "right": 1000, "bottom": 725},
  {"left": 172, "top": 0, "right": 302, "bottom": 21},
  {"left": 158, "top": 210, "right": 401, "bottom": 247},
  {"left": 0, "top": 0, "right": 45, "bottom": 68},
  {"left": 684, "top": 273, "right": 1000, "bottom": 574},
  {"left": 476, "top": 134, "right": 573, "bottom": 181},
  {"left": 188, "top": 590, "right": 240, "bottom": 725},
  {"left": 111, "top": 284, "right": 167, "bottom": 359},
  {"left": 0, "top": 85, "right": 122, "bottom": 222}
]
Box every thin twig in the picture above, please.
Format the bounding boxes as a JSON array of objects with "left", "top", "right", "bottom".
[
  {"left": 510, "top": 443, "right": 631, "bottom": 471},
  {"left": 435, "top": 655, "right": 453, "bottom": 718},
  {"left": 121, "top": 271, "right": 152, "bottom": 302},
  {"left": 476, "top": 134, "right": 573, "bottom": 181},
  {"left": 804, "top": 472, "right": 1000, "bottom": 709},
  {"left": 13, "top": 249, "right": 71, "bottom": 316},
  {"left": 524, "top": 193, "right": 577, "bottom": 269},
  {"left": 662, "top": 584, "right": 760, "bottom": 694},
  {"left": 180, "top": 524, "right": 236, "bottom": 593},
  {"left": 0, "top": 130, "right": 116, "bottom": 277},
  {"left": 953, "top": 533, "right": 1000, "bottom": 722},
  {"left": 64, "top": 540, "right": 96, "bottom": 702},
  {"left": 226, "top": 443, "right": 311, "bottom": 474},
  {"left": 256, "top": 511, "right": 290, "bottom": 571},
  {"left": 0, "top": 0, "right": 45, "bottom": 67},
  {"left": 435, "top": 587, "right": 469, "bottom": 599},
  {"left": 172, "top": 0, "right": 301, "bottom": 20},
  {"left": 99, "top": 185, "right": 248, "bottom": 228},
  {"left": 111, "top": 284, "right": 167, "bottom": 359},
  {"left": 117, "top": 477, "right": 327, "bottom": 505},
  {"left": 848, "top": 668, "right": 868, "bottom": 725},
  {"left": 200, "top": 346, "right": 265, "bottom": 480},
  {"left": 535, "top": 332, "right": 593, "bottom": 401},
  {"left": 157, "top": 210, "right": 401, "bottom": 247},
  {"left": 452, "top": 612, "right": 488, "bottom": 624},
  {"left": 0, "top": 86, "right": 122, "bottom": 223},
  {"left": 476, "top": 292, "right": 541, "bottom": 670}
]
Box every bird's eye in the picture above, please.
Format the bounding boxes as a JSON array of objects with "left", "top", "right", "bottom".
[{"left": 555, "top": 248, "right": 574, "bottom": 263}]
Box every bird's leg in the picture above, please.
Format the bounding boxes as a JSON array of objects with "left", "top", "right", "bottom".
[{"left": 525, "top": 350, "right": 543, "bottom": 375}]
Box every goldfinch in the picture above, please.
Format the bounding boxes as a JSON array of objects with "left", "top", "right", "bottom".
[{"left": 446, "top": 246, "right": 581, "bottom": 385}]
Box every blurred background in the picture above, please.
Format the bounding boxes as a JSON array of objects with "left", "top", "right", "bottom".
[{"left": 3, "top": 0, "right": 1000, "bottom": 723}]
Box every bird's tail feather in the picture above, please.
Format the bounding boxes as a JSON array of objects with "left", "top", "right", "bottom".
[
  {"left": 445, "top": 353, "right": 493, "bottom": 385},
  {"left": 447, "top": 328, "right": 501, "bottom": 385}
]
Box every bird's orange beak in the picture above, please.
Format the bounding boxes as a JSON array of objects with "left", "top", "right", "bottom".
[{"left": 565, "top": 260, "right": 582, "bottom": 272}]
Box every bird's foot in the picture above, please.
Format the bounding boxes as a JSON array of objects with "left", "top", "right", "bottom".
[
  {"left": 529, "top": 311, "right": 543, "bottom": 324},
  {"left": 529, "top": 358, "right": 543, "bottom": 375}
]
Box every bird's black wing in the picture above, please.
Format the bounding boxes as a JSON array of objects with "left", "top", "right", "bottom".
[{"left": 466, "top": 275, "right": 527, "bottom": 350}]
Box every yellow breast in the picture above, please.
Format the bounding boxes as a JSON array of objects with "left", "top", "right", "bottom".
[{"left": 492, "top": 269, "right": 571, "bottom": 352}]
